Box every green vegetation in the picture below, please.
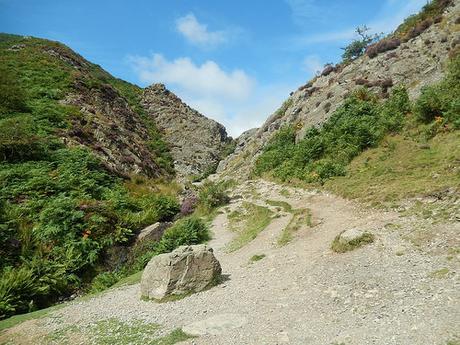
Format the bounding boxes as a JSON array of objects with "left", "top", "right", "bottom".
[
  {"left": 227, "top": 202, "right": 273, "bottom": 252},
  {"left": 0, "top": 303, "right": 63, "bottom": 332},
  {"left": 265, "top": 199, "right": 293, "bottom": 213},
  {"left": 255, "top": 53, "right": 459, "bottom": 207},
  {"left": 341, "top": 26, "right": 381, "bottom": 62},
  {"left": 394, "top": 0, "right": 452, "bottom": 40},
  {"left": 197, "top": 180, "right": 231, "bottom": 213},
  {"left": 46, "top": 318, "right": 192, "bottom": 345},
  {"left": 0, "top": 33, "right": 194, "bottom": 319},
  {"left": 331, "top": 232, "right": 375, "bottom": 253},
  {"left": 255, "top": 86, "right": 411, "bottom": 183},
  {"left": 249, "top": 254, "right": 266, "bottom": 263},
  {"left": 278, "top": 208, "right": 313, "bottom": 246},
  {"left": 89, "top": 215, "right": 210, "bottom": 293}
]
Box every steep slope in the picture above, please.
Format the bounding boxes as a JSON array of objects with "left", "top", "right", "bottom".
[
  {"left": 218, "top": 0, "right": 460, "bottom": 178},
  {"left": 0, "top": 33, "right": 229, "bottom": 318},
  {"left": 142, "top": 84, "right": 231, "bottom": 178},
  {"left": 0, "top": 33, "right": 173, "bottom": 178}
]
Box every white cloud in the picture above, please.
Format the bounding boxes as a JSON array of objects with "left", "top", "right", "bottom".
[
  {"left": 176, "top": 13, "right": 227, "bottom": 47},
  {"left": 129, "top": 54, "right": 294, "bottom": 137},
  {"left": 302, "top": 55, "right": 323, "bottom": 75},
  {"left": 129, "top": 54, "right": 254, "bottom": 101}
]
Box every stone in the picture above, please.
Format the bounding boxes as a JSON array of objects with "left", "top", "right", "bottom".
[
  {"left": 140, "top": 244, "right": 222, "bottom": 301},
  {"left": 136, "top": 222, "right": 171, "bottom": 243},
  {"left": 182, "top": 313, "right": 247, "bottom": 336},
  {"left": 338, "top": 228, "right": 366, "bottom": 244}
]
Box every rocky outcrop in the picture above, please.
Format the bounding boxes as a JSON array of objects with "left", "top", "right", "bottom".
[
  {"left": 141, "top": 84, "right": 231, "bottom": 178},
  {"left": 62, "top": 81, "right": 164, "bottom": 178},
  {"left": 218, "top": 1, "right": 460, "bottom": 179},
  {"left": 140, "top": 244, "right": 222, "bottom": 301}
]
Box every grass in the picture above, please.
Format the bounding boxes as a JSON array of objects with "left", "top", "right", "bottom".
[
  {"left": 111, "top": 271, "right": 143, "bottom": 289},
  {"left": 331, "top": 232, "right": 375, "bottom": 253},
  {"left": 249, "top": 254, "right": 266, "bottom": 263},
  {"left": 325, "top": 131, "right": 460, "bottom": 215},
  {"left": 277, "top": 208, "right": 313, "bottom": 246},
  {"left": 266, "top": 199, "right": 293, "bottom": 212},
  {"left": 0, "top": 304, "right": 64, "bottom": 332},
  {"left": 45, "top": 318, "right": 193, "bottom": 345},
  {"left": 227, "top": 202, "right": 273, "bottom": 252}
]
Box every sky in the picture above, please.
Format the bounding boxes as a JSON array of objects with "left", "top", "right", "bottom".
[{"left": 0, "top": 0, "right": 427, "bottom": 137}]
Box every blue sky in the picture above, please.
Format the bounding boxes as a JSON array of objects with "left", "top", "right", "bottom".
[{"left": 0, "top": 0, "right": 427, "bottom": 136}]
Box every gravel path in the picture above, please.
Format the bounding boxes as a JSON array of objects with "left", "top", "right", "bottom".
[{"left": 2, "top": 180, "right": 459, "bottom": 345}]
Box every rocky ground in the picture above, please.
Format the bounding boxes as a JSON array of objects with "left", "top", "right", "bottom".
[{"left": 1, "top": 180, "right": 459, "bottom": 345}]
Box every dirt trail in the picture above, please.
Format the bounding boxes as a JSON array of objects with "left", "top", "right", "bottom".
[{"left": 2, "top": 180, "right": 459, "bottom": 345}]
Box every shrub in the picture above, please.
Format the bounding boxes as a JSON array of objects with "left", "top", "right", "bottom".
[
  {"left": 414, "top": 86, "right": 442, "bottom": 123},
  {"left": 341, "top": 26, "right": 382, "bottom": 62},
  {"left": 180, "top": 195, "right": 198, "bottom": 216},
  {"left": 90, "top": 271, "right": 121, "bottom": 293},
  {"left": 198, "top": 181, "right": 230, "bottom": 211},
  {"left": 366, "top": 38, "right": 401, "bottom": 58},
  {"left": 156, "top": 216, "right": 210, "bottom": 254}
]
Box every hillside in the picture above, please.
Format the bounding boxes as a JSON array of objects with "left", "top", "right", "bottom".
[
  {"left": 218, "top": 0, "right": 460, "bottom": 179},
  {"left": 0, "top": 33, "right": 230, "bottom": 319},
  {"left": 0, "top": 1, "right": 459, "bottom": 344}
]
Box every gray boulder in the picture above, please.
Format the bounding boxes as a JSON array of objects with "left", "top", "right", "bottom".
[
  {"left": 338, "top": 228, "right": 366, "bottom": 245},
  {"left": 136, "top": 222, "right": 171, "bottom": 243},
  {"left": 140, "top": 244, "right": 222, "bottom": 301}
]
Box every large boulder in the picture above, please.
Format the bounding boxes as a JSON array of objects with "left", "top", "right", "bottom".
[{"left": 140, "top": 244, "right": 222, "bottom": 301}]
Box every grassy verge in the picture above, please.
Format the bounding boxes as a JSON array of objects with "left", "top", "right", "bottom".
[
  {"left": 46, "top": 318, "right": 193, "bottom": 345},
  {"left": 227, "top": 202, "right": 273, "bottom": 252},
  {"left": 325, "top": 131, "right": 459, "bottom": 216},
  {"left": 277, "top": 208, "right": 313, "bottom": 246},
  {"left": 0, "top": 304, "right": 64, "bottom": 332}
]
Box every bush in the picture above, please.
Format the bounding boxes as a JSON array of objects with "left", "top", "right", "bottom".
[
  {"left": 366, "top": 38, "right": 401, "bottom": 58},
  {"left": 90, "top": 271, "right": 121, "bottom": 293},
  {"left": 414, "top": 86, "right": 443, "bottom": 123},
  {"left": 341, "top": 26, "right": 382, "bottom": 62},
  {"left": 198, "top": 181, "right": 230, "bottom": 211},
  {"left": 156, "top": 216, "right": 210, "bottom": 254}
]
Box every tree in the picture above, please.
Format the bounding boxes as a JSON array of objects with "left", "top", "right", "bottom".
[{"left": 341, "top": 26, "right": 382, "bottom": 62}]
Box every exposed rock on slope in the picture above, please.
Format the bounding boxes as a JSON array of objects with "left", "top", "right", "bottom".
[
  {"left": 1, "top": 34, "right": 231, "bottom": 178},
  {"left": 218, "top": 1, "right": 460, "bottom": 178},
  {"left": 142, "top": 83, "right": 231, "bottom": 177}
]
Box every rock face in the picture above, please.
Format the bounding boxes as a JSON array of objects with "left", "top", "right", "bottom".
[
  {"left": 141, "top": 84, "right": 231, "bottom": 177},
  {"left": 218, "top": 1, "right": 460, "bottom": 179},
  {"left": 140, "top": 244, "right": 222, "bottom": 300}
]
